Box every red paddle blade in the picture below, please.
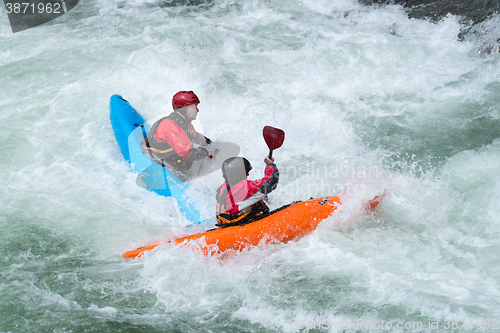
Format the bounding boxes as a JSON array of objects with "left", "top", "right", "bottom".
[{"left": 263, "top": 126, "right": 285, "bottom": 150}]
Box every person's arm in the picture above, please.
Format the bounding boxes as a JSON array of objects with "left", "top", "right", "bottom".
[
  {"left": 228, "top": 160, "right": 279, "bottom": 214},
  {"left": 230, "top": 192, "right": 266, "bottom": 214},
  {"left": 258, "top": 159, "right": 279, "bottom": 195},
  {"left": 192, "top": 125, "right": 212, "bottom": 145},
  {"left": 194, "top": 131, "right": 206, "bottom": 145},
  {"left": 192, "top": 126, "right": 215, "bottom": 157},
  {"left": 185, "top": 147, "right": 209, "bottom": 162}
]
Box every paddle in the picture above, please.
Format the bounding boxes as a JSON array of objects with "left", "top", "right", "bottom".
[
  {"left": 197, "top": 146, "right": 219, "bottom": 176},
  {"left": 263, "top": 126, "right": 285, "bottom": 159},
  {"left": 223, "top": 127, "right": 284, "bottom": 214}
]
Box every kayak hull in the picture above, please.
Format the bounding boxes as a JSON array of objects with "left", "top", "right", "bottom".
[
  {"left": 110, "top": 94, "right": 203, "bottom": 223},
  {"left": 122, "top": 194, "right": 384, "bottom": 258}
]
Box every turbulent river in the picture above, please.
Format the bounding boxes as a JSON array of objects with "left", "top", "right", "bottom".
[{"left": 1, "top": 0, "right": 500, "bottom": 332}]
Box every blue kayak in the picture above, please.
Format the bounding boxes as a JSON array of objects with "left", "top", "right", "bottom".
[{"left": 109, "top": 94, "right": 204, "bottom": 223}]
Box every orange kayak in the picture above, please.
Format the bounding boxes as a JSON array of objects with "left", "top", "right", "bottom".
[{"left": 122, "top": 194, "right": 384, "bottom": 258}]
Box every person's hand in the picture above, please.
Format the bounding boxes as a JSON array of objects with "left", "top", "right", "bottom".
[
  {"left": 208, "top": 151, "right": 215, "bottom": 159},
  {"left": 264, "top": 156, "right": 275, "bottom": 164}
]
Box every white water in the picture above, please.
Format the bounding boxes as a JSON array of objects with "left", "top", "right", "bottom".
[{"left": 1, "top": 0, "right": 500, "bottom": 331}]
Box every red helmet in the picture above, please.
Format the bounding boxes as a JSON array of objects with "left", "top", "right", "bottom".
[{"left": 172, "top": 91, "right": 200, "bottom": 110}]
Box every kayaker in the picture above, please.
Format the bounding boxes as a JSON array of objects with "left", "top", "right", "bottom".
[
  {"left": 215, "top": 156, "right": 279, "bottom": 228},
  {"left": 142, "top": 91, "right": 215, "bottom": 173}
]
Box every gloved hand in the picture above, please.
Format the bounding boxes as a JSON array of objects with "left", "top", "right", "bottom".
[
  {"left": 197, "top": 147, "right": 209, "bottom": 158},
  {"left": 204, "top": 136, "right": 212, "bottom": 145},
  {"left": 186, "top": 148, "right": 208, "bottom": 162}
]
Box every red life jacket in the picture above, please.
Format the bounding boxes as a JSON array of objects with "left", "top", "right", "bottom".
[
  {"left": 215, "top": 163, "right": 279, "bottom": 227},
  {"left": 142, "top": 111, "right": 207, "bottom": 170},
  {"left": 146, "top": 112, "right": 198, "bottom": 158}
]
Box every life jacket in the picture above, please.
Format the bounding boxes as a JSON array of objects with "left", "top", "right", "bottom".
[
  {"left": 142, "top": 112, "right": 197, "bottom": 170},
  {"left": 215, "top": 163, "right": 279, "bottom": 228},
  {"left": 215, "top": 182, "right": 270, "bottom": 228}
]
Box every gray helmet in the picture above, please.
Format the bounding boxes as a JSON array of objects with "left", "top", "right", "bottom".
[{"left": 222, "top": 157, "right": 252, "bottom": 184}]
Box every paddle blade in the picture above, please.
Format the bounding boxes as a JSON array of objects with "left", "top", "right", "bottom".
[{"left": 263, "top": 126, "right": 285, "bottom": 150}]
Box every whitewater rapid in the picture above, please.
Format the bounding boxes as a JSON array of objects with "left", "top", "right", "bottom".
[{"left": 1, "top": 0, "right": 500, "bottom": 331}]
